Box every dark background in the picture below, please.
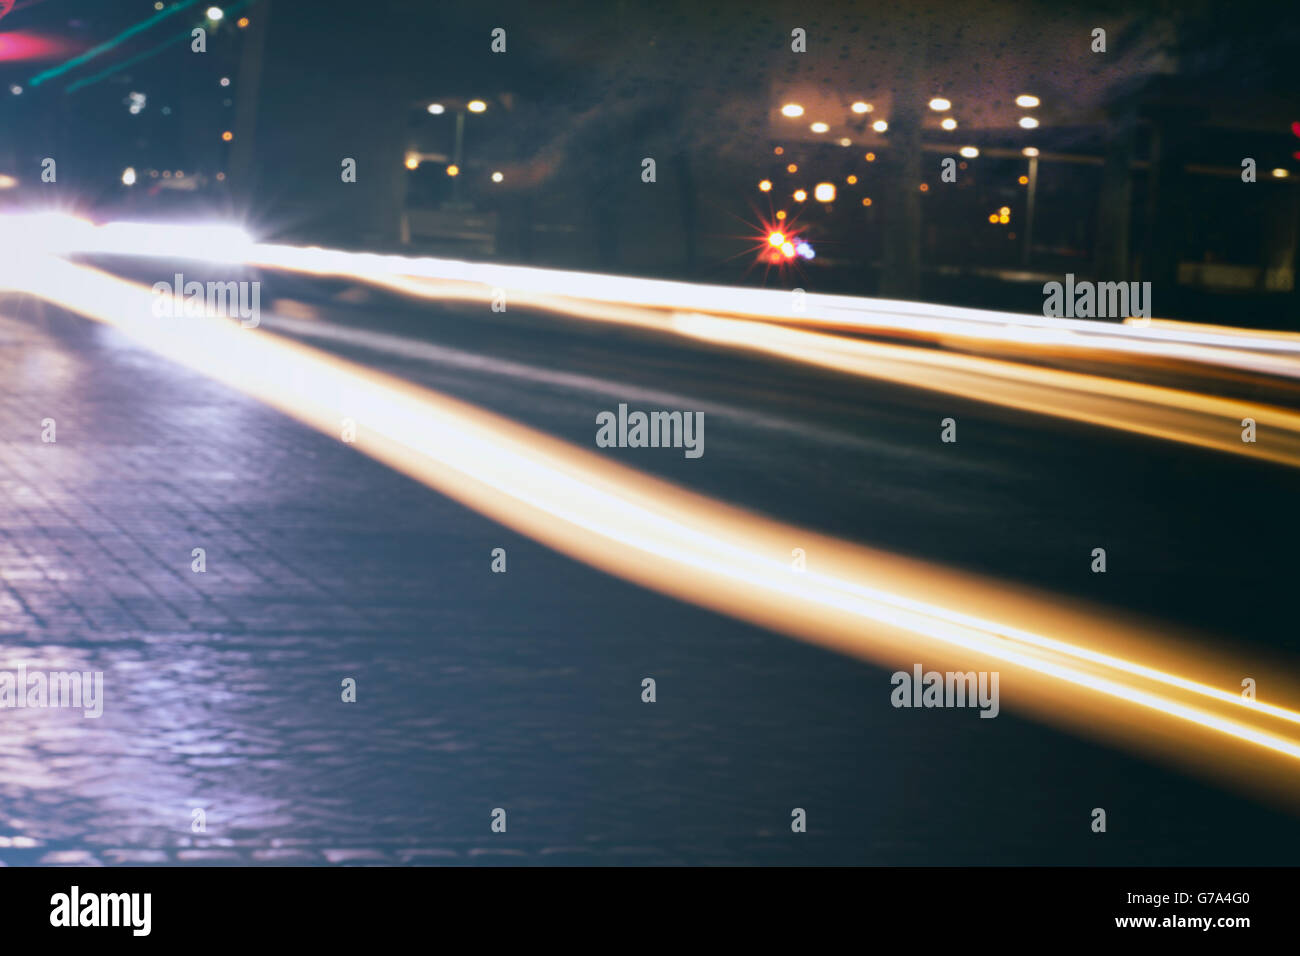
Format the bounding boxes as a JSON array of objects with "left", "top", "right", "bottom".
[{"left": 3, "top": 0, "right": 1300, "bottom": 324}]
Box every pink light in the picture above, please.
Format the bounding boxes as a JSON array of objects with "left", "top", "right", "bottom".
[{"left": 0, "top": 32, "right": 77, "bottom": 63}]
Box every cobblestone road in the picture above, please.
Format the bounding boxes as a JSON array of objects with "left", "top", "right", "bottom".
[
  {"left": 0, "top": 305, "right": 888, "bottom": 865},
  {"left": 4, "top": 299, "right": 1299, "bottom": 866}
]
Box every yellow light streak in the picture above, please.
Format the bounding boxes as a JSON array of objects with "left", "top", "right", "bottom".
[
  {"left": 9, "top": 252, "right": 1300, "bottom": 799},
  {"left": 13, "top": 214, "right": 1300, "bottom": 468}
]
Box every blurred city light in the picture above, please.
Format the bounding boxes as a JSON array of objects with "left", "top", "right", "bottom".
[
  {"left": 427, "top": 103, "right": 445, "bottom": 114},
  {"left": 1015, "top": 94, "right": 1040, "bottom": 108},
  {"left": 861, "top": 197, "right": 872, "bottom": 206},
  {"left": 786, "top": 163, "right": 798, "bottom": 173},
  {"left": 941, "top": 117, "right": 957, "bottom": 130},
  {"left": 850, "top": 101, "right": 872, "bottom": 113},
  {"left": 928, "top": 97, "right": 951, "bottom": 111},
  {"left": 1272, "top": 168, "right": 1291, "bottom": 178},
  {"left": 814, "top": 182, "right": 836, "bottom": 202},
  {"left": 758, "top": 179, "right": 772, "bottom": 192},
  {"left": 767, "top": 231, "right": 786, "bottom": 247},
  {"left": 1019, "top": 116, "right": 1039, "bottom": 129},
  {"left": 221, "top": 130, "right": 233, "bottom": 141},
  {"left": 839, "top": 137, "right": 852, "bottom": 147},
  {"left": 871, "top": 120, "right": 888, "bottom": 132},
  {"left": 781, "top": 103, "right": 804, "bottom": 117},
  {"left": 810, "top": 121, "right": 829, "bottom": 133},
  {"left": 793, "top": 189, "right": 807, "bottom": 202},
  {"left": 237, "top": 16, "right": 249, "bottom": 28},
  {"left": 446, "top": 164, "right": 460, "bottom": 176},
  {"left": 960, "top": 146, "right": 979, "bottom": 158},
  {"left": 121, "top": 167, "right": 136, "bottom": 186},
  {"left": 0, "top": 175, "right": 17, "bottom": 190},
  {"left": 467, "top": 100, "right": 487, "bottom": 113},
  {"left": 404, "top": 153, "right": 420, "bottom": 170},
  {"left": 206, "top": 6, "right": 223, "bottom": 21},
  {"left": 795, "top": 241, "right": 815, "bottom": 259},
  {"left": 846, "top": 174, "right": 858, "bottom": 184},
  {"left": 491, "top": 171, "right": 504, "bottom": 183},
  {"left": 1022, "top": 146, "right": 1040, "bottom": 157}
]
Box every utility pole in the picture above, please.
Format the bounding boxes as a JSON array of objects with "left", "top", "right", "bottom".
[
  {"left": 1022, "top": 154, "right": 1038, "bottom": 267},
  {"left": 229, "top": 0, "right": 270, "bottom": 208}
]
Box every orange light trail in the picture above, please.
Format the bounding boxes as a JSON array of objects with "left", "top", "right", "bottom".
[
  {"left": 12, "top": 213, "right": 1300, "bottom": 468},
  {"left": 6, "top": 248, "right": 1300, "bottom": 798}
]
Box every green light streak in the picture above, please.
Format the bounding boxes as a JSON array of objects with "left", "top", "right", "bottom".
[
  {"left": 29, "top": 0, "right": 203, "bottom": 87},
  {"left": 63, "top": 0, "right": 254, "bottom": 94}
]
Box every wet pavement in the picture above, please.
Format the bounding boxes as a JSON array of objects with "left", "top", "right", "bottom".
[{"left": 2, "top": 290, "right": 1300, "bottom": 866}]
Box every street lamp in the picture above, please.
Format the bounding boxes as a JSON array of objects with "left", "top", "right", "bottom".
[{"left": 426, "top": 97, "right": 489, "bottom": 205}]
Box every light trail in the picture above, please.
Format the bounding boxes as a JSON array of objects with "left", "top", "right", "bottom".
[
  {"left": 63, "top": 0, "right": 257, "bottom": 94},
  {"left": 26, "top": 214, "right": 1300, "bottom": 365},
  {"left": 234, "top": 243, "right": 1300, "bottom": 469},
  {"left": 6, "top": 249, "right": 1300, "bottom": 797},
  {"left": 26, "top": 1, "right": 204, "bottom": 88},
  {"left": 18, "top": 213, "right": 1300, "bottom": 467},
  {"left": 669, "top": 312, "right": 1300, "bottom": 469},
  {"left": 253, "top": 245, "right": 1300, "bottom": 372}
]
